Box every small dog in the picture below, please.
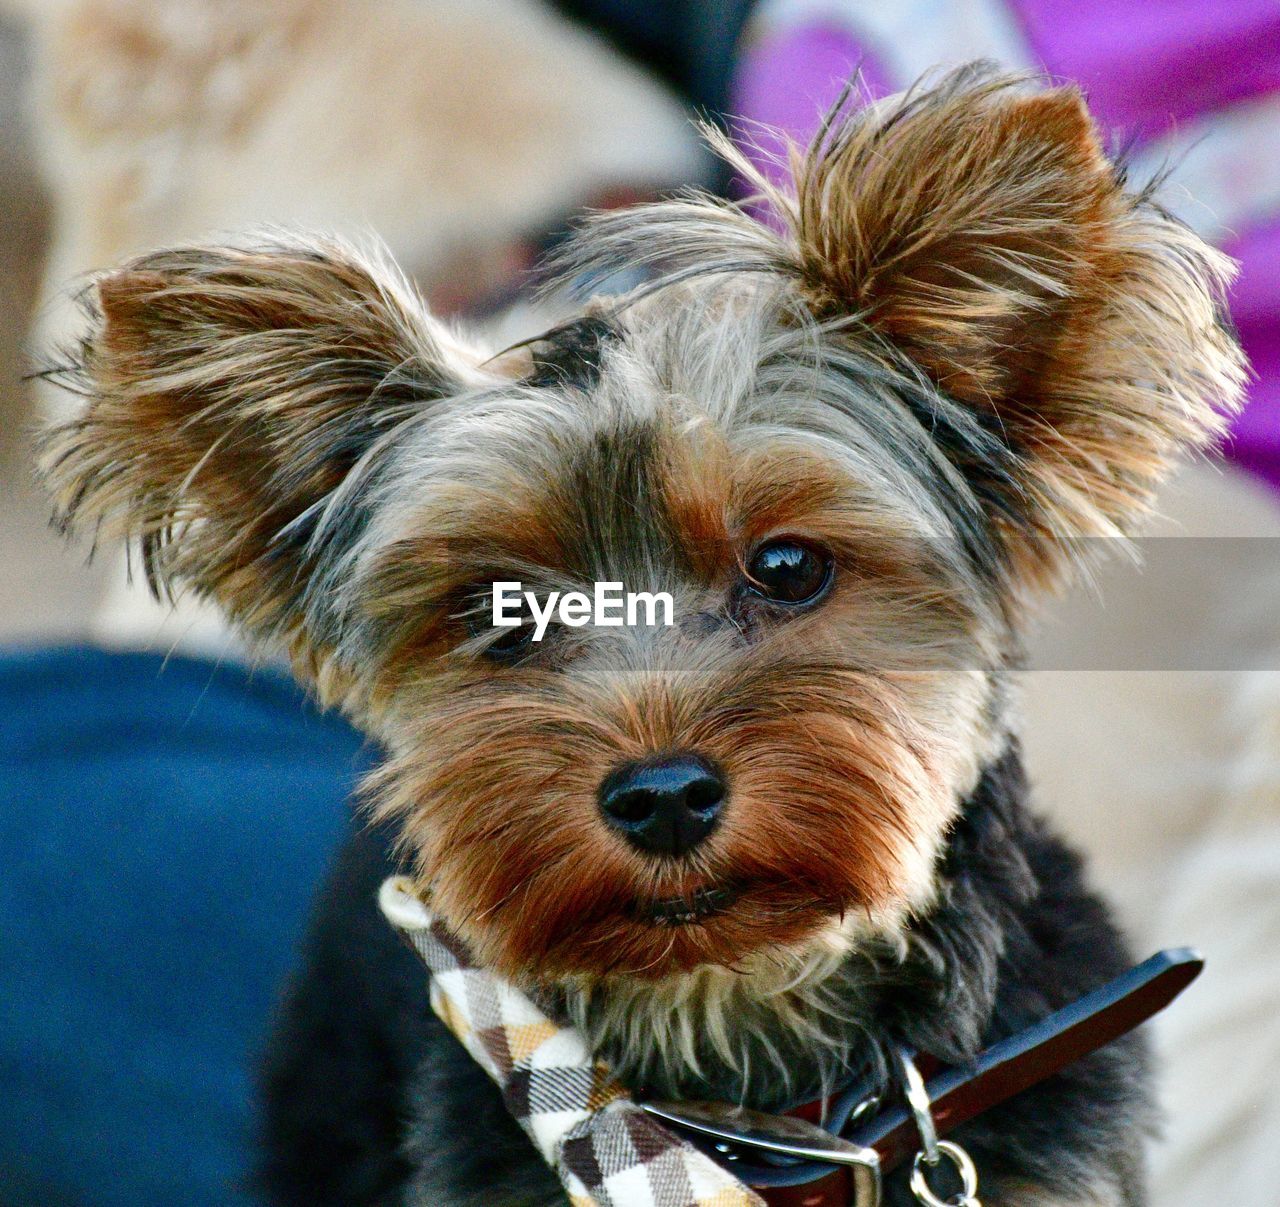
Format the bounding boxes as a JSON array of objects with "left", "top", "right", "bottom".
[{"left": 42, "top": 69, "right": 1244, "bottom": 1206}]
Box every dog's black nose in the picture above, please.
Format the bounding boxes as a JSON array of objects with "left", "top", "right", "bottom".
[{"left": 598, "top": 754, "right": 726, "bottom": 857}]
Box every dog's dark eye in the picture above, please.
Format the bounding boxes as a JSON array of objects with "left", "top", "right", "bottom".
[
  {"left": 466, "top": 608, "right": 536, "bottom": 662},
  {"left": 486, "top": 623, "right": 536, "bottom": 661},
  {"left": 745, "top": 539, "right": 833, "bottom": 604}
]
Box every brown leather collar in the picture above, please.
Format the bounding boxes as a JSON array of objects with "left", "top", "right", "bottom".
[{"left": 645, "top": 949, "right": 1203, "bottom": 1207}]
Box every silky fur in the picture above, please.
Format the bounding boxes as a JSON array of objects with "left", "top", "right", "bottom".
[{"left": 41, "top": 69, "right": 1244, "bottom": 1205}]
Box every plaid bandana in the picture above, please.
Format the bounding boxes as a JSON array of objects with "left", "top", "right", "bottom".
[{"left": 379, "top": 876, "right": 765, "bottom": 1207}]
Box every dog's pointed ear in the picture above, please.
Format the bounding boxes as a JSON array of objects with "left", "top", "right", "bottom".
[
  {"left": 41, "top": 236, "right": 489, "bottom": 685},
  {"left": 784, "top": 70, "right": 1246, "bottom": 582}
]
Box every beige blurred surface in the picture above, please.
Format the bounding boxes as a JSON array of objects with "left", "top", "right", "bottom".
[
  {"left": 0, "top": 15, "right": 105, "bottom": 642},
  {"left": 1022, "top": 465, "right": 1280, "bottom": 1207}
]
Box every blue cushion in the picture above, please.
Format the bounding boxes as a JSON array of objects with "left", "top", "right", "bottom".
[{"left": 0, "top": 646, "right": 371, "bottom": 1206}]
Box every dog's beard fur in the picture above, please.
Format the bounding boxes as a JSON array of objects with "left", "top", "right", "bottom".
[{"left": 40, "top": 68, "right": 1244, "bottom": 1107}]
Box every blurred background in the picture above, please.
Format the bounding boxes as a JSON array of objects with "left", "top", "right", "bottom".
[{"left": 0, "top": 1, "right": 1277, "bottom": 1205}]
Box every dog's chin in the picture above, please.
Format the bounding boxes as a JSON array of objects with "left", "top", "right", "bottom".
[{"left": 494, "top": 881, "right": 862, "bottom": 983}]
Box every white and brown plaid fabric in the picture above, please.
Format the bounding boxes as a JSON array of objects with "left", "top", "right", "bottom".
[{"left": 379, "top": 876, "right": 764, "bottom": 1207}]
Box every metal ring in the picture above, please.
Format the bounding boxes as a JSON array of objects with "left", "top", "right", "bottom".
[
  {"left": 895, "top": 1047, "right": 939, "bottom": 1165},
  {"left": 909, "top": 1139, "right": 980, "bottom": 1207}
]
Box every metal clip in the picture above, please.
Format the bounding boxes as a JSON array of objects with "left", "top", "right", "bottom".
[
  {"left": 895, "top": 1047, "right": 940, "bottom": 1165},
  {"left": 895, "top": 1047, "right": 981, "bottom": 1207}
]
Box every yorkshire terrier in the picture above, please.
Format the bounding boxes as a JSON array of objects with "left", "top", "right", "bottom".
[{"left": 42, "top": 69, "right": 1244, "bottom": 1206}]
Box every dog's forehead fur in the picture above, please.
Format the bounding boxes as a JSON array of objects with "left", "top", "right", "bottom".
[{"left": 350, "top": 285, "right": 1001, "bottom": 635}]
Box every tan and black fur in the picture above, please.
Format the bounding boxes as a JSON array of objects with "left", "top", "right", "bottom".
[{"left": 41, "top": 68, "right": 1245, "bottom": 1205}]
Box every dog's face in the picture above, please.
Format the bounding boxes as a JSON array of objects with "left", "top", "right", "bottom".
[
  {"left": 43, "top": 71, "right": 1242, "bottom": 984},
  {"left": 355, "top": 289, "right": 1009, "bottom": 981}
]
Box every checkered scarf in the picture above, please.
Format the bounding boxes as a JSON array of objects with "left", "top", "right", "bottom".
[{"left": 379, "top": 876, "right": 764, "bottom": 1207}]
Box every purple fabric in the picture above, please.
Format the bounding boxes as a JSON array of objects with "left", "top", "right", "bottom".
[
  {"left": 1223, "top": 221, "right": 1280, "bottom": 491},
  {"left": 731, "top": 24, "right": 893, "bottom": 193},
  {"left": 1012, "top": 0, "right": 1280, "bottom": 141},
  {"left": 729, "top": 7, "right": 1280, "bottom": 496}
]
